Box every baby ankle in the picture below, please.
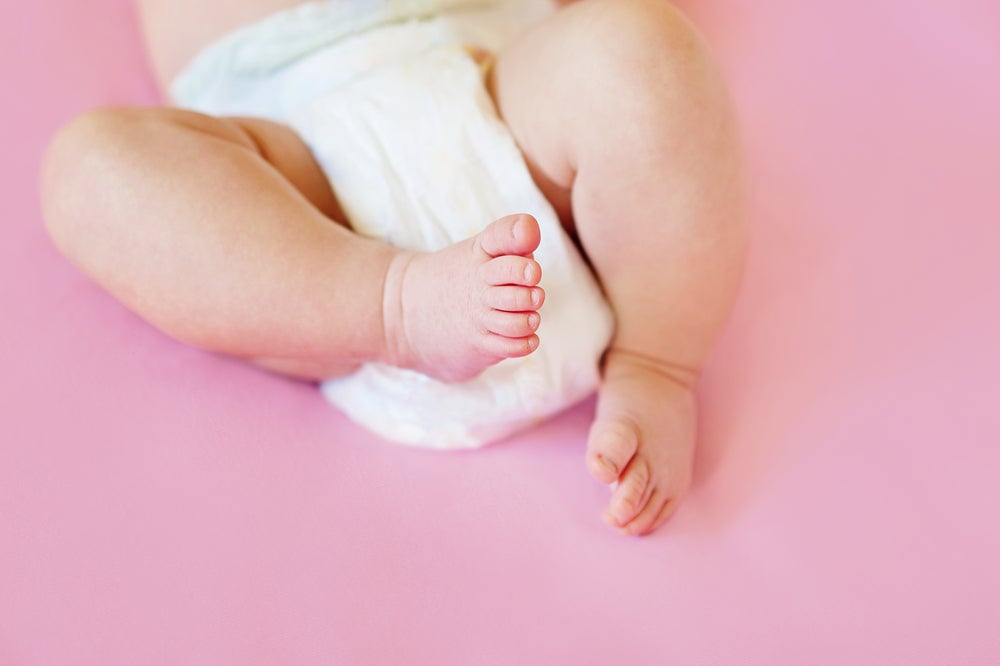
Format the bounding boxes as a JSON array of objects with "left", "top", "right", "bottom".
[{"left": 379, "top": 250, "right": 417, "bottom": 369}]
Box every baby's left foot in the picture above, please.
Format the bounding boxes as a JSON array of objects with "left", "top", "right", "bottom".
[{"left": 586, "top": 348, "right": 697, "bottom": 536}]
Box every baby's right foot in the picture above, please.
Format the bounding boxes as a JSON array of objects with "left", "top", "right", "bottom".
[{"left": 380, "top": 214, "right": 545, "bottom": 382}]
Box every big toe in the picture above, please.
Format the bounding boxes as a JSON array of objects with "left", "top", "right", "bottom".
[
  {"left": 477, "top": 214, "right": 541, "bottom": 258},
  {"left": 586, "top": 417, "right": 640, "bottom": 485}
]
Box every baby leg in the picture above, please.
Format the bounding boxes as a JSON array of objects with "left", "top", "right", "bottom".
[
  {"left": 41, "top": 108, "right": 545, "bottom": 381},
  {"left": 490, "top": 0, "right": 746, "bottom": 533}
]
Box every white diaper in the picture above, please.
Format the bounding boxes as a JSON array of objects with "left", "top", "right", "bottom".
[{"left": 172, "top": 0, "right": 614, "bottom": 449}]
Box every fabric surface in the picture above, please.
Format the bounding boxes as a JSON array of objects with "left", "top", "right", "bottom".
[
  {"left": 2, "top": 0, "right": 999, "bottom": 663},
  {"left": 172, "top": 1, "right": 614, "bottom": 448}
]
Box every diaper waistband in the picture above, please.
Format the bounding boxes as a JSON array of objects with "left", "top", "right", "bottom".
[{"left": 172, "top": 0, "right": 499, "bottom": 100}]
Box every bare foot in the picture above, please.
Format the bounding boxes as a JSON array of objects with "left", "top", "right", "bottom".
[
  {"left": 380, "top": 213, "right": 545, "bottom": 382},
  {"left": 585, "top": 348, "right": 698, "bottom": 536}
]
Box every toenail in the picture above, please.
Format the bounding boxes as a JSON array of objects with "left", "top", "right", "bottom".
[
  {"left": 512, "top": 217, "right": 524, "bottom": 240},
  {"left": 598, "top": 455, "right": 619, "bottom": 476},
  {"left": 531, "top": 289, "right": 541, "bottom": 307},
  {"left": 523, "top": 263, "right": 534, "bottom": 282},
  {"left": 528, "top": 313, "right": 540, "bottom": 329}
]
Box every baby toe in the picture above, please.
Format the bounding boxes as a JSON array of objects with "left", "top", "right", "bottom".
[
  {"left": 619, "top": 486, "right": 667, "bottom": 536},
  {"left": 480, "top": 332, "right": 539, "bottom": 359},
  {"left": 483, "top": 285, "right": 544, "bottom": 312},
  {"left": 483, "top": 310, "right": 540, "bottom": 337},
  {"left": 476, "top": 214, "right": 541, "bottom": 258},
  {"left": 586, "top": 418, "right": 640, "bottom": 485},
  {"left": 607, "top": 456, "right": 652, "bottom": 526},
  {"left": 481, "top": 255, "right": 541, "bottom": 286}
]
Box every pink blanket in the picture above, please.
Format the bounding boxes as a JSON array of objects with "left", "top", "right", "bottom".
[{"left": 2, "top": 0, "right": 998, "bottom": 662}]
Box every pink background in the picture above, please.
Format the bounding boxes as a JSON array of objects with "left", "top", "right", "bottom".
[{"left": 3, "top": 0, "right": 999, "bottom": 663}]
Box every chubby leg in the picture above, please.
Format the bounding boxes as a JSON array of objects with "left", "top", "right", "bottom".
[
  {"left": 41, "top": 107, "right": 544, "bottom": 381},
  {"left": 489, "top": 0, "right": 746, "bottom": 533}
]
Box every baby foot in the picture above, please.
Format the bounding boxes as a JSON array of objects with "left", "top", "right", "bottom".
[
  {"left": 381, "top": 213, "right": 545, "bottom": 382},
  {"left": 586, "top": 348, "right": 698, "bottom": 536}
]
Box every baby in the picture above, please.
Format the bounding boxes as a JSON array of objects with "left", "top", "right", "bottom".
[{"left": 41, "top": 0, "right": 745, "bottom": 535}]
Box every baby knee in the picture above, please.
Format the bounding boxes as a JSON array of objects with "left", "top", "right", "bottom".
[
  {"left": 44, "top": 107, "right": 188, "bottom": 177},
  {"left": 46, "top": 107, "right": 143, "bottom": 168},
  {"left": 42, "top": 108, "right": 121, "bottom": 251},
  {"left": 571, "top": 0, "right": 715, "bottom": 96},
  {"left": 41, "top": 107, "right": 174, "bottom": 257}
]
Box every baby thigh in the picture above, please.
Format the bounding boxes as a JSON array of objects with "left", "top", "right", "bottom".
[
  {"left": 488, "top": 0, "right": 746, "bottom": 371},
  {"left": 42, "top": 106, "right": 387, "bottom": 381}
]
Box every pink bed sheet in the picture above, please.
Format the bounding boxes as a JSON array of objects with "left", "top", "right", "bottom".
[{"left": 2, "top": 0, "right": 998, "bottom": 663}]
